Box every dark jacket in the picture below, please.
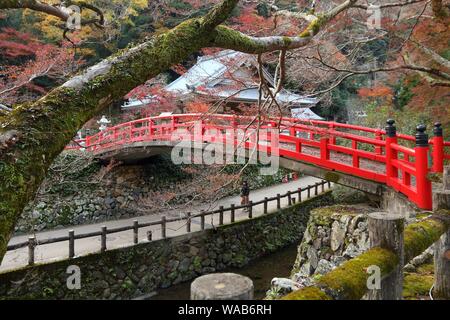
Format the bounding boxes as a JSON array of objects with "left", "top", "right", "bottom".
[{"left": 241, "top": 184, "right": 250, "bottom": 196}]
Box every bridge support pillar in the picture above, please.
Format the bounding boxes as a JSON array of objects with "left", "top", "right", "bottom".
[{"left": 381, "top": 189, "right": 418, "bottom": 218}]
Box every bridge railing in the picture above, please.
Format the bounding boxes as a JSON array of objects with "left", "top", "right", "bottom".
[
  {"left": 7, "top": 181, "right": 331, "bottom": 266},
  {"left": 67, "top": 114, "right": 449, "bottom": 210}
]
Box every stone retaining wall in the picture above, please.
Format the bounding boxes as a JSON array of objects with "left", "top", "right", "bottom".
[
  {"left": 0, "top": 192, "right": 334, "bottom": 300},
  {"left": 17, "top": 152, "right": 291, "bottom": 234}
]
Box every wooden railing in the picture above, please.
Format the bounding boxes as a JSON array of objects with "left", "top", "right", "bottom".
[
  {"left": 7, "top": 180, "right": 331, "bottom": 266},
  {"left": 66, "top": 114, "right": 449, "bottom": 210}
]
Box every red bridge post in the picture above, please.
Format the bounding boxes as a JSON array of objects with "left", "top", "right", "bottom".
[
  {"left": 375, "top": 129, "right": 383, "bottom": 155},
  {"left": 432, "top": 122, "right": 444, "bottom": 173},
  {"left": 415, "top": 125, "right": 432, "bottom": 209},
  {"left": 385, "top": 119, "right": 398, "bottom": 182}
]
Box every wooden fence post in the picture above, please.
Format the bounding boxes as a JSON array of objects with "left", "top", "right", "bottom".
[
  {"left": 147, "top": 230, "right": 153, "bottom": 241},
  {"left": 219, "top": 206, "right": 224, "bottom": 226},
  {"left": 248, "top": 201, "right": 253, "bottom": 218},
  {"left": 434, "top": 229, "right": 450, "bottom": 299},
  {"left": 200, "top": 211, "right": 205, "bottom": 230},
  {"left": 161, "top": 216, "right": 167, "bottom": 239},
  {"left": 434, "top": 166, "right": 450, "bottom": 299},
  {"left": 367, "top": 212, "right": 404, "bottom": 300},
  {"left": 133, "top": 220, "right": 139, "bottom": 244},
  {"left": 287, "top": 191, "right": 292, "bottom": 206},
  {"left": 231, "top": 204, "right": 235, "bottom": 223},
  {"left": 28, "top": 236, "right": 36, "bottom": 266},
  {"left": 321, "top": 181, "right": 325, "bottom": 192},
  {"left": 69, "top": 230, "right": 75, "bottom": 259},
  {"left": 186, "top": 212, "right": 191, "bottom": 233},
  {"left": 314, "top": 183, "right": 318, "bottom": 196},
  {"left": 276, "top": 194, "right": 281, "bottom": 209},
  {"left": 298, "top": 188, "right": 302, "bottom": 202},
  {"left": 264, "top": 197, "right": 268, "bottom": 214},
  {"left": 101, "top": 226, "right": 107, "bottom": 252}
]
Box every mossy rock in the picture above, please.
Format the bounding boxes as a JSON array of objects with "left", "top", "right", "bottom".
[
  {"left": 282, "top": 286, "right": 332, "bottom": 300},
  {"left": 403, "top": 274, "right": 434, "bottom": 300}
]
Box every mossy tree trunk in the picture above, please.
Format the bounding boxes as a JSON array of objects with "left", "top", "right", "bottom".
[{"left": 0, "top": 0, "right": 357, "bottom": 263}]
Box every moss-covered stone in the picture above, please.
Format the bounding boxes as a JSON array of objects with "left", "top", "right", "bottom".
[
  {"left": 324, "top": 171, "right": 341, "bottom": 183},
  {"left": 403, "top": 274, "right": 434, "bottom": 300},
  {"left": 315, "top": 247, "right": 398, "bottom": 300},
  {"left": 404, "top": 216, "right": 448, "bottom": 262},
  {"left": 282, "top": 286, "right": 332, "bottom": 300}
]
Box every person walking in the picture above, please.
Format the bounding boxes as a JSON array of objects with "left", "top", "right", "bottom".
[{"left": 241, "top": 181, "right": 250, "bottom": 211}]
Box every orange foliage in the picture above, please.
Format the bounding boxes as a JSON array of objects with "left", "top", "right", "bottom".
[
  {"left": 358, "top": 86, "right": 393, "bottom": 98},
  {"left": 186, "top": 101, "right": 210, "bottom": 113}
]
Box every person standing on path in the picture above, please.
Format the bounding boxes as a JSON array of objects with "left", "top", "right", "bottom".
[{"left": 241, "top": 181, "right": 250, "bottom": 211}]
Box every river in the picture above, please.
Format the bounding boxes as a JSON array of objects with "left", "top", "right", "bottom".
[{"left": 149, "top": 243, "right": 298, "bottom": 300}]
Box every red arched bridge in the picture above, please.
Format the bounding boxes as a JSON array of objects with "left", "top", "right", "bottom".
[{"left": 68, "top": 114, "right": 449, "bottom": 210}]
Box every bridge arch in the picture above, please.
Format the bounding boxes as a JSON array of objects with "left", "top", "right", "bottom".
[{"left": 68, "top": 114, "right": 449, "bottom": 211}]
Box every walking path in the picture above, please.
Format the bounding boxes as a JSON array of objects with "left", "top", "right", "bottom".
[{"left": 1, "top": 176, "right": 329, "bottom": 272}]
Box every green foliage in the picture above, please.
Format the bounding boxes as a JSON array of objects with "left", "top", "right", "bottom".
[
  {"left": 364, "top": 102, "right": 431, "bottom": 138},
  {"left": 316, "top": 76, "right": 368, "bottom": 121},
  {"left": 393, "top": 76, "right": 420, "bottom": 111}
]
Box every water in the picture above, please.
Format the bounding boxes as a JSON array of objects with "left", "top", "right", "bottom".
[{"left": 150, "top": 244, "right": 298, "bottom": 300}]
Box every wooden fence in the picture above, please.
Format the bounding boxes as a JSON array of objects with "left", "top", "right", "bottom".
[{"left": 8, "top": 180, "right": 331, "bottom": 266}]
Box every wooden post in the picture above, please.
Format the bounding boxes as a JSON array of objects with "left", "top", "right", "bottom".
[
  {"left": 219, "top": 206, "right": 224, "bottom": 226},
  {"left": 186, "top": 212, "right": 191, "bottom": 233},
  {"left": 161, "top": 216, "right": 167, "bottom": 239},
  {"left": 248, "top": 201, "right": 253, "bottom": 218},
  {"left": 147, "top": 230, "right": 153, "bottom": 241},
  {"left": 434, "top": 229, "right": 450, "bottom": 299},
  {"left": 288, "top": 191, "right": 292, "bottom": 206},
  {"left": 263, "top": 197, "right": 268, "bottom": 214},
  {"left": 367, "top": 212, "right": 404, "bottom": 300},
  {"left": 200, "top": 211, "right": 205, "bottom": 230},
  {"left": 328, "top": 181, "right": 331, "bottom": 188},
  {"left": 276, "top": 194, "right": 281, "bottom": 209},
  {"left": 292, "top": 197, "right": 296, "bottom": 204},
  {"left": 321, "top": 181, "right": 325, "bottom": 192},
  {"left": 133, "top": 220, "right": 139, "bottom": 244},
  {"left": 230, "top": 204, "right": 235, "bottom": 223},
  {"left": 298, "top": 188, "right": 302, "bottom": 203},
  {"left": 69, "top": 230, "right": 75, "bottom": 259},
  {"left": 101, "top": 226, "right": 107, "bottom": 252},
  {"left": 314, "top": 183, "right": 318, "bottom": 196},
  {"left": 307, "top": 185, "right": 311, "bottom": 198},
  {"left": 28, "top": 236, "right": 36, "bottom": 266},
  {"left": 434, "top": 165, "right": 450, "bottom": 299}
]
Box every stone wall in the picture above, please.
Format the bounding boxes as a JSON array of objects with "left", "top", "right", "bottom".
[
  {"left": 17, "top": 151, "right": 292, "bottom": 234},
  {"left": 267, "top": 204, "right": 377, "bottom": 298},
  {"left": 0, "top": 192, "right": 334, "bottom": 300},
  {"left": 267, "top": 203, "right": 434, "bottom": 299}
]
